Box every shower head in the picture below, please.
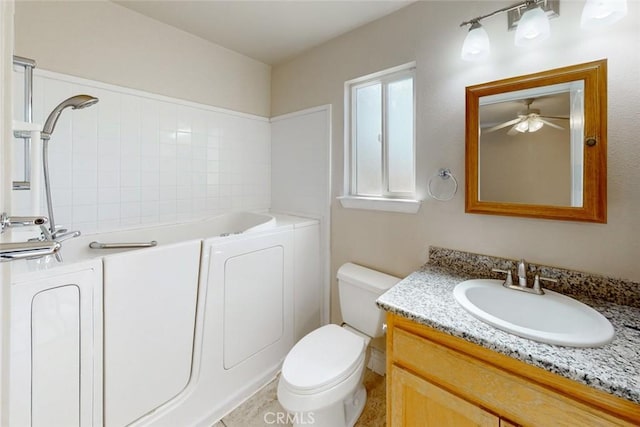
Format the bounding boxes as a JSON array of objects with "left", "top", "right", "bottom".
[{"left": 42, "top": 94, "right": 99, "bottom": 139}]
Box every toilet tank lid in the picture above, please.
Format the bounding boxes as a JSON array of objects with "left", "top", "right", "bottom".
[{"left": 337, "top": 262, "right": 401, "bottom": 292}]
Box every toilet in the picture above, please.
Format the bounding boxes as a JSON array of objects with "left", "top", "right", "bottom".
[{"left": 277, "top": 263, "right": 400, "bottom": 427}]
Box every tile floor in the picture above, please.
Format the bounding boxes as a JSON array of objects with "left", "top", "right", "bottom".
[{"left": 213, "top": 369, "right": 386, "bottom": 427}]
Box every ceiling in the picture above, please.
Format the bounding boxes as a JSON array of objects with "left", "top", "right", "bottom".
[{"left": 114, "top": 0, "right": 414, "bottom": 66}]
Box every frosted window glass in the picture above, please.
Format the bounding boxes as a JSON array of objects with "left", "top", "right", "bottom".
[
  {"left": 355, "top": 84, "right": 382, "bottom": 195},
  {"left": 387, "top": 78, "right": 414, "bottom": 193}
]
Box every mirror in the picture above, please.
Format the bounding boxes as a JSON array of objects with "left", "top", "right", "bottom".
[{"left": 465, "top": 60, "right": 607, "bottom": 223}]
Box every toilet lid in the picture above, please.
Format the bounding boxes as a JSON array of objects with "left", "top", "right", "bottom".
[{"left": 282, "top": 324, "right": 365, "bottom": 393}]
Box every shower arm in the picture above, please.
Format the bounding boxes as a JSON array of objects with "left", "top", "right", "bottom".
[{"left": 39, "top": 94, "right": 98, "bottom": 241}]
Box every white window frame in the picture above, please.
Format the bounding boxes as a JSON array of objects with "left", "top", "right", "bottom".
[{"left": 339, "top": 62, "right": 421, "bottom": 214}]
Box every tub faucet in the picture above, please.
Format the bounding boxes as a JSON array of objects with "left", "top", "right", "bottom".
[
  {"left": 29, "top": 224, "right": 80, "bottom": 262},
  {"left": 517, "top": 259, "right": 528, "bottom": 287},
  {"left": 0, "top": 213, "right": 61, "bottom": 262}
]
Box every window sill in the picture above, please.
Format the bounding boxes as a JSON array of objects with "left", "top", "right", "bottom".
[{"left": 337, "top": 196, "right": 422, "bottom": 214}]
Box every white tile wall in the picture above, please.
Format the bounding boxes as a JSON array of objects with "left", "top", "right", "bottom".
[
  {"left": 271, "top": 107, "right": 330, "bottom": 219},
  {"left": 12, "top": 69, "right": 271, "bottom": 233}
]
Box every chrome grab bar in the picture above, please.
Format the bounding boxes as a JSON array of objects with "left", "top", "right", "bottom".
[
  {"left": 0, "top": 241, "right": 61, "bottom": 262},
  {"left": 89, "top": 240, "right": 157, "bottom": 249}
]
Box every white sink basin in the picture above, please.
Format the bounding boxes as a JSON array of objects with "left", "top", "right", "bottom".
[{"left": 453, "top": 279, "right": 614, "bottom": 347}]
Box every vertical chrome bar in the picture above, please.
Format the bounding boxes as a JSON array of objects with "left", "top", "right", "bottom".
[
  {"left": 23, "top": 63, "right": 32, "bottom": 185},
  {"left": 12, "top": 55, "right": 36, "bottom": 190}
]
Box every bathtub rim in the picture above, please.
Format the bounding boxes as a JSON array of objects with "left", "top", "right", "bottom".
[{"left": 10, "top": 211, "right": 286, "bottom": 280}]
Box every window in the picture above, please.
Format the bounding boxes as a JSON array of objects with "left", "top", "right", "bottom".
[{"left": 341, "top": 63, "right": 419, "bottom": 213}]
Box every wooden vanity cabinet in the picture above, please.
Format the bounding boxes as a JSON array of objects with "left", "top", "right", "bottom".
[{"left": 386, "top": 314, "right": 640, "bottom": 427}]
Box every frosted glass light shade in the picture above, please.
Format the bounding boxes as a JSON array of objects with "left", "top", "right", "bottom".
[
  {"left": 515, "top": 120, "right": 529, "bottom": 133},
  {"left": 581, "top": 0, "right": 628, "bottom": 28},
  {"left": 528, "top": 117, "right": 544, "bottom": 132},
  {"left": 514, "top": 6, "right": 551, "bottom": 46},
  {"left": 461, "top": 23, "right": 490, "bottom": 61},
  {"left": 515, "top": 117, "right": 544, "bottom": 133}
]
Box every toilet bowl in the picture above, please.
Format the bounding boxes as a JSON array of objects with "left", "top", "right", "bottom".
[{"left": 277, "top": 263, "right": 400, "bottom": 427}]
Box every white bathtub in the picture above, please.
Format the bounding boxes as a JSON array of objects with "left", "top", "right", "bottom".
[{"left": 9, "top": 212, "right": 321, "bottom": 427}]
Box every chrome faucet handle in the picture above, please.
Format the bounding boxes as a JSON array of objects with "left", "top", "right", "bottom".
[
  {"left": 38, "top": 224, "right": 54, "bottom": 241},
  {"left": 539, "top": 276, "right": 558, "bottom": 284},
  {"left": 37, "top": 224, "right": 64, "bottom": 262},
  {"left": 492, "top": 268, "right": 514, "bottom": 286},
  {"left": 532, "top": 274, "right": 557, "bottom": 295},
  {"left": 54, "top": 230, "right": 81, "bottom": 243}
]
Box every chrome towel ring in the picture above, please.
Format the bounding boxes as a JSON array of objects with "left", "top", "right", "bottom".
[{"left": 427, "top": 168, "right": 458, "bottom": 201}]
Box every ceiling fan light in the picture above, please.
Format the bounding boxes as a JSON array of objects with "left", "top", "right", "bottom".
[
  {"left": 514, "top": 5, "right": 551, "bottom": 46},
  {"left": 528, "top": 117, "right": 544, "bottom": 132},
  {"left": 581, "top": 0, "right": 628, "bottom": 28},
  {"left": 461, "top": 22, "right": 490, "bottom": 61},
  {"left": 515, "top": 121, "right": 529, "bottom": 133}
]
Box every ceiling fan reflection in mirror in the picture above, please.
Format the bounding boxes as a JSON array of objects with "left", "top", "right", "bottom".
[{"left": 485, "top": 98, "right": 568, "bottom": 135}]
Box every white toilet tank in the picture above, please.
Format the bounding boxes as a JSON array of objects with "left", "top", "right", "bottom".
[{"left": 337, "top": 263, "right": 401, "bottom": 338}]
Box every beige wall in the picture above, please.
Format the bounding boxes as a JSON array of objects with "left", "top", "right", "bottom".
[
  {"left": 271, "top": 1, "right": 640, "bottom": 322},
  {"left": 15, "top": 1, "right": 271, "bottom": 116}
]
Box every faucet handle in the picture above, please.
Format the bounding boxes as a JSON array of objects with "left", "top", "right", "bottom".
[
  {"left": 55, "top": 230, "right": 81, "bottom": 243},
  {"left": 532, "top": 275, "right": 556, "bottom": 295},
  {"left": 492, "top": 268, "right": 514, "bottom": 286},
  {"left": 36, "top": 224, "right": 64, "bottom": 262},
  {"left": 38, "top": 224, "right": 54, "bottom": 241}
]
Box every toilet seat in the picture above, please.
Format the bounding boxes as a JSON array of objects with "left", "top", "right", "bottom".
[{"left": 281, "top": 324, "right": 365, "bottom": 395}]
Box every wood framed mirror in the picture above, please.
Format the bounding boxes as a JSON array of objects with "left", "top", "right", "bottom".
[{"left": 465, "top": 60, "right": 607, "bottom": 223}]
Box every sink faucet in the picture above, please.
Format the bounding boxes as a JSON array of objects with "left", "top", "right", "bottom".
[
  {"left": 493, "top": 258, "right": 558, "bottom": 295},
  {"left": 517, "top": 259, "right": 528, "bottom": 287}
]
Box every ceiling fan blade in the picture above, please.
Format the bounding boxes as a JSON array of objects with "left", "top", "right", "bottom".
[
  {"left": 485, "top": 117, "right": 522, "bottom": 133},
  {"left": 539, "top": 118, "right": 564, "bottom": 130},
  {"left": 540, "top": 115, "right": 569, "bottom": 120}
]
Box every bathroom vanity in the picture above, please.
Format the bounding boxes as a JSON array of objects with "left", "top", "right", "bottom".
[{"left": 378, "top": 248, "right": 640, "bottom": 426}]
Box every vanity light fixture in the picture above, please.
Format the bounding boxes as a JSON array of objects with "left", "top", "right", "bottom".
[
  {"left": 581, "top": 0, "right": 628, "bottom": 28},
  {"left": 514, "top": 2, "right": 551, "bottom": 46},
  {"left": 461, "top": 21, "right": 491, "bottom": 61},
  {"left": 460, "top": 0, "right": 628, "bottom": 61}
]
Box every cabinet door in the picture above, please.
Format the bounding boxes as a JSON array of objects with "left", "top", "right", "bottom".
[{"left": 390, "top": 365, "right": 499, "bottom": 427}]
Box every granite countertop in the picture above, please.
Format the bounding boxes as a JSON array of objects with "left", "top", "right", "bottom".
[{"left": 377, "top": 264, "right": 640, "bottom": 405}]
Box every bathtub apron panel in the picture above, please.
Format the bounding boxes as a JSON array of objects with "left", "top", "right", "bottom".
[
  {"left": 103, "top": 239, "right": 201, "bottom": 427},
  {"left": 201, "top": 230, "right": 294, "bottom": 417},
  {"left": 223, "top": 245, "right": 286, "bottom": 369},
  {"left": 10, "top": 261, "right": 103, "bottom": 427}
]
